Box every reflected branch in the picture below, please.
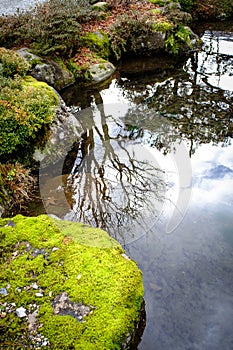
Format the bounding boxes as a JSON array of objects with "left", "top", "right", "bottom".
[{"left": 64, "top": 104, "right": 166, "bottom": 244}]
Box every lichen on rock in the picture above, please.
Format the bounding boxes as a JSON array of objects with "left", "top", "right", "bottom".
[
  {"left": 88, "top": 61, "right": 116, "bottom": 83},
  {"left": 0, "top": 215, "right": 144, "bottom": 349}
]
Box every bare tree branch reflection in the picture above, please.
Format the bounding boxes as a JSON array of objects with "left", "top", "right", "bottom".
[{"left": 64, "top": 103, "right": 166, "bottom": 245}]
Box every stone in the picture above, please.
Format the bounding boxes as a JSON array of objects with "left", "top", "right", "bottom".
[
  {"left": 0, "top": 288, "right": 8, "bottom": 296},
  {"left": 88, "top": 61, "right": 116, "bottom": 83},
  {"left": 0, "top": 214, "right": 144, "bottom": 348},
  {"left": 28, "top": 310, "right": 38, "bottom": 331},
  {"left": 16, "top": 48, "right": 75, "bottom": 91},
  {"left": 32, "top": 283, "right": 39, "bottom": 290},
  {"left": 92, "top": 1, "right": 108, "bottom": 11},
  {"left": 52, "top": 292, "right": 93, "bottom": 322},
  {"left": 16, "top": 307, "right": 27, "bottom": 318},
  {"left": 135, "top": 31, "right": 166, "bottom": 53},
  {"left": 33, "top": 93, "right": 82, "bottom": 167}
]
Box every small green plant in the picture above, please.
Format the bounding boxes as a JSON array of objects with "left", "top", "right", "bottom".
[
  {"left": 165, "top": 25, "right": 192, "bottom": 54},
  {"left": 148, "top": 0, "right": 166, "bottom": 5},
  {"left": 153, "top": 21, "right": 172, "bottom": 32},
  {"left": 179, "top": 0, "right": 194, "bottom": 12},
  {"left": 29, "top": 57, "right": 43, "bottom": 68},
  {"left": 67, "top": 59, "right": 91, "bottom": 81}
]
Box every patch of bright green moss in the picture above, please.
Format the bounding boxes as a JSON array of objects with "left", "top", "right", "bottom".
[
  {"left": 81, "top": 32, "right": 111, "bottom": 60},
  {"left": 152, "top": 21, "right": 172, "bottom": 32},
  {"left": 23, "top": 76, "right": 59, "bottom": 105},
  {"left": 149, "top": 0, "right": 178, "bottom": 5},
  {"left": 0, "top": 215, "right": 144, "bottom": 349}
]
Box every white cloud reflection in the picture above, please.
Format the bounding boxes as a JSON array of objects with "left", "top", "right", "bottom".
[{"left": 191, "top": 142, "right": 233, "bottom": 208}]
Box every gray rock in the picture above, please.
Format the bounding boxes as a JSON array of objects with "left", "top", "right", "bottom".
[
  {"left": 134, "top": 32, "right": 166, "bottom": 53},
  {"left": 5, "top": 220, "right": 15, "bottom": 227},
  {"left": 17, "top": 48, "right": 75, "bottom": 91},
  {"left": 52, "top": 292, "right": 94, "bottom": 322},
  {"left": 32, "top": 283, "right": 39, "bottom": 290},
  {"left": 34, "top": 93, "right": 82, "bottom": 167},
  {"left": 0, "top": 288, "right": 8, "bottom": 296},
  {"left": 16, "top": 307, "right": 27, "bottom": 318},
  {"left": 89, "top": 62, "right": 116, "bottom": 83},
  {"left": 28, "top": 310, "right": 38, "bottom": 331},
  {"left": 92, "top": 1, "right": 108, "bottom": 11}
]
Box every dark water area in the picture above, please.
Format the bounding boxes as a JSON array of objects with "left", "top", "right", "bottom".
[{"left": 35, "top": 24, "right": 233, "bottom": 349}]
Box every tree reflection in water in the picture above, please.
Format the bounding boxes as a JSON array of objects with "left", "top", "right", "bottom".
[
  {"left": 64, "top": 102, "right": 167, "bottom": 245},
  {"left": 57, "top": 29, "right": 233, "bottom": 246},
  {"left": 108, "top": 32, "right": 233, "bottom": 159}
]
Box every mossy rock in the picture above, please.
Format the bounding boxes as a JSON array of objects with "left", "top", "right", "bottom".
[
  {"left": 0, "top": 215, "right": 144, "bottom": 349},
  {"left": 81, "top": 31, "right": 111, "bottom": 60},
  {"left": 17, "top": 48, "right": 75, "bottom": 91},
  {"left": 0, "top": 74, "right": 58, "bottom": 158}
]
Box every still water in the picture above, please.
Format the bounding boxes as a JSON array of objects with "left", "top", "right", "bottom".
[
  {"left": 40, "top": 27, "right": 233, "bottom": 349},
  {"left": 0, "top": 0, "right": 45, "bottom": 15}
]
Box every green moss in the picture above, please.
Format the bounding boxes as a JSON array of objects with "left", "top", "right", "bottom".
[
  {"left": 67, "top": 60, "right": 92, "bottom": 81},
  {"left": 149, "top": 0, "right": 178, "bottom": 5},
  {"left": 149, "top": 8, "right": 162, "bottom": 14},
  {"left": 0, "top": 215, "right": 144, "bottom": 349},
  {"left": 23, "top": 76, "right": 59, "bottom": 105},
  {"left": 0, "top": 47, "right": 30, "bottom": 78},
  {"left": 0, "top": 50, "right": 58, "bottom": 158},
  {"left": 152, "top": 21, "right": 172, "bottom": 32},
  {"left": 28, "top": 57, "right": 43, "bottom": 68},
  {"left": 81, "top": 32, "right": 111, "bottom": 60}
]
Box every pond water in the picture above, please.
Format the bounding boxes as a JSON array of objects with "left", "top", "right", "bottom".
[
  {"left": 0, "top": 0, "right": 45, "bottom": 15},
  {"left": 37, "top": 25, "right": 233, "bottom": 349}
]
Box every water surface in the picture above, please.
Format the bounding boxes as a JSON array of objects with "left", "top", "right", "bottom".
[
  {"left": 39, "top": 27, "right": 233, "bottom": 349},
  {"left": 0, "top": 0, "right": 45, "bottom": 15}
]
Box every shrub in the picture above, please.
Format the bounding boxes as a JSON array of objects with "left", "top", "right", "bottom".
[
  {"left": 0, "top": 162, "right": 35, "bottom": 214},
  {"left": 0, "top": 48, "right": 58, "bottom": 158},
  {"left": 179, "top": 0, "right": 194, "bottom": 12},
  {"left": 165, "top": 24, "right": 192, "bottom": 54},
  {"left": 0, "top": 77, "right": 58, "bottom": 156},
  {"left": 0, "top": 0, "right": 97, "bottom": 58},
  {"left": 108, "top": 15, "right": 154, "bottom": 60},
  {"left": 0, "top": 47, "right": 30, "bottom": 78}
]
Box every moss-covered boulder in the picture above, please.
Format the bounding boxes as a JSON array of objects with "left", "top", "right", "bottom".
[
  {"left": 0, "top": 215, "right": 144, "bottom": 349},
  {"left": 81, "top": 31, "right": 111, "bottom": 61},
  {"left": 0, "top": 48, "right": 59, "bottom": 161}
]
